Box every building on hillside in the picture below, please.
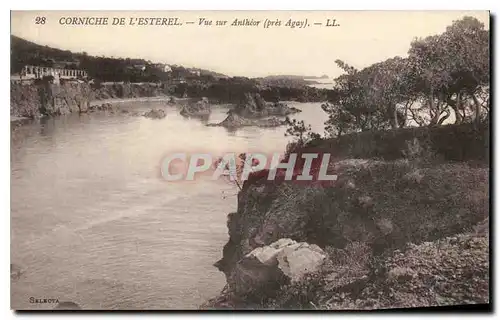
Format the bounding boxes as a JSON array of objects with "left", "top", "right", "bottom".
[
  {"left": 133, "top": 64, "right": 146, "bottom": 71},
  {"left": 171, "top": 78, "right": 186, "bottom": 84},
  {"left": 14, "top": 65, "right": 88, "bottom": 84},
  {"left": 188, "top": 69, "right": 201, "bottom": 77},
  {"left": 151, "top": 63, "right": 172, "bottom": 73},
  {"left": 163, "top": 64, "right": 172, "bottom": 73}
]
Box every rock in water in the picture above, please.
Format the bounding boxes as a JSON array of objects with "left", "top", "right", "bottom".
[
  {"left": 208, "top": 92, "right": 300, "bottom": 129},
  {"left": 208, "top": 113, "right": 284, "bottom": 129},
  {"left": 88, "top": 102, "right": 116, "bottom": 113},
  {"left": 143, "top": 108, "right": 166, "bottom": 119},
  {"left": 180, "top": 97, "right": 211, "bottom": 118},
  {"left": 229, "top": 238, "right": 326, "bottom": 299},
  {"left": 230, "top": 93, "right": 301, "bottom": 118},
  {"left": 167, "top": 96, "right": 176, "bottom": 105}
]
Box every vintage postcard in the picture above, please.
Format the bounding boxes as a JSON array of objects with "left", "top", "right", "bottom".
[{"left": 10, "top": 10, "right": 490, "bottom": 311}]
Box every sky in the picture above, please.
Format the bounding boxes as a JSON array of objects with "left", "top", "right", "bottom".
[{"left": 11, "top": 11, "right": 489, "bottom": 78}]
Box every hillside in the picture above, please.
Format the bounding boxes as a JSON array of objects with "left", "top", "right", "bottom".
[
  {"left": 262, "top": 75, "right": 329, "bottom": 80},
  {"left": 11, "top": 35, "right": 81, "bottom": 73},
  {"left": 256, "top": 75, "right": 330, "bottom": 88},
  {"left": 10, "top": 36, "right": 330, "bottom": 89},
  {"left": 10, "top": 35, "right": 229, "bottom": 82},
  {"left": 10, "top": 35, "right": 334, "bottom": 109}
]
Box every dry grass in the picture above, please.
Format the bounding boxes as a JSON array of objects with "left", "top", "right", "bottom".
[
  {"left": 325, "top": 231, "right": 489, "bottom": 309},
  {"left": 255, "top": 229, "right": 489, "bottom": 310}
]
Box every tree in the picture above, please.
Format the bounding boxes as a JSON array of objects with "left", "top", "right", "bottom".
[
  {"left": 323, "top": 58, "right": 410, "bottom": 136},
  {"left": 322, "top": 16, "right": 489, "bottom": 134},
  {"left": 408, "top": 16, "right": 489, "bottom": 125},
  {"left": 356, "top": 57, "right": 415, "bottom": 129},
  {"left": 321, "top": 102, "right": 356, "bottom": 138},
  {"left": 284, "top": 117, "right": 320, "bottom": 145}
]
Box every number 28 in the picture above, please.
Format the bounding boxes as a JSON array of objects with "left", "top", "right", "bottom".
[{"left": 35, "top": 17, "right": 46, "bottom": 24}]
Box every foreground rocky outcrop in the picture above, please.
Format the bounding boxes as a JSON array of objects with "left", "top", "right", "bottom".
[
  {"left": 180, "top": 97, "right": 211, "bottom": 118},
  {"left": 227, "top": 239, "right": 326, "bottom": 300},
  {"left": 215, "top": 159, "right": 488, "bottom": 278},
  {"left": 203, "top": 135, "right": 489, "bottom": 310},
  {"left": 203, "top": 229, "right": 488, "bottom": 310}
]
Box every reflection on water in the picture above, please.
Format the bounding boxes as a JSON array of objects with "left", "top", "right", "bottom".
[{"left": 10, "top": 101, "right": 326, "bottom": 309}]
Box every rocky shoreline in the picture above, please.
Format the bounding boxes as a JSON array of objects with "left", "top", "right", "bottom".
[
  {"left": 10, "top": 96, "right": 175, "bottom": 124},
  {"left": 11, "top": 83, "right": 302, "bottom": 130},
  {"left": 10, "top": 82, "right": 174, "bottom": 120}
]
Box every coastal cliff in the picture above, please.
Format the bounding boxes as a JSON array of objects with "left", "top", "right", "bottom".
[
  {"left": 10, "top": 82, "right": 168, "bottom": 119},
  {"left": 203, "top": 123, "right": 490, "bottom": 309},
  {"left": 11, "top": 82, "right": 90, "bottom": 117}
]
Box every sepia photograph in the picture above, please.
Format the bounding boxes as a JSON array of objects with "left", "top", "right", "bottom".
[{"left": 9, "top": 10, "right": 490, "bottom": 311}]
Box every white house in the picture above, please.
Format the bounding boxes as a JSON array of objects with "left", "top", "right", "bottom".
[
  {"left": 133, "top": 64, "right": 146, "bottom": 71},
  {"left": 188, "top": 69, "right": 201, "bottom": 76},
  {"left": 19, "top": 65, "right": 88, "bottom": 83},
  {"left": 163, "top": 64, "right": 172, "bottom": 73},
  {"left": 151, "top": 63, "right": 172, "bottom": 73}
]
